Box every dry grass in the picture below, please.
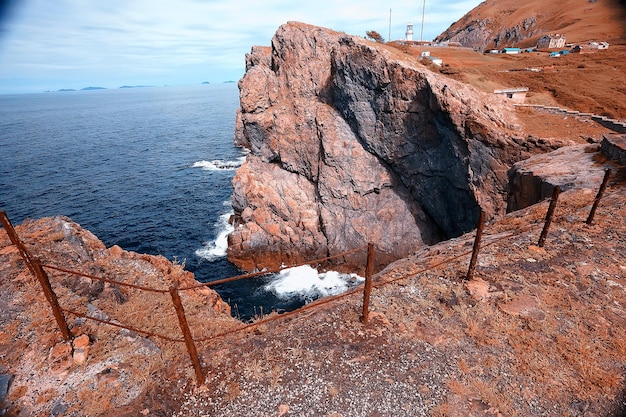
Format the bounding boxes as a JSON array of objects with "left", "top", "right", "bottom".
[
  {"left": 173, "top": 186, "right": 626, "bottom": 416},
  {"left": 1, "top": 185, "right": 626, "bottom": 416}
]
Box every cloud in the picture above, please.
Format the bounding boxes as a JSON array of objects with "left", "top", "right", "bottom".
[{"left": 0, "top": 0, "right": 483, "bottom": 93}]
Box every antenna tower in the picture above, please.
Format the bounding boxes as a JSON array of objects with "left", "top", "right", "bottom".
[
  {"left": 388, "top": 9, "right": 392, "bottom": 42},
  {"left": 420, "top": 0, "right": 426, "bottom": 43}
]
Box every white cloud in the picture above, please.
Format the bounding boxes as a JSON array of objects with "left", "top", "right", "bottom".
[{"left": 0, "top": 0, "right": 482, "bottom": 93}]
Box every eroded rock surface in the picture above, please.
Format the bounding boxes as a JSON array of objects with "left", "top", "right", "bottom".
[
  {"left": 601, "top": 134, "right": 626, "bottom": 166},
  {"left": 507, "top": 143, "right": 621, "bottom": 211},
  {"left": 229, "top": 22, "right": 538, "bottom": 271},
  {"left": 0, "top": 216, "right": 237, "bottom": 416}
]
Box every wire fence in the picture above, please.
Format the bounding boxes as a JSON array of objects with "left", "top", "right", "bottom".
[{"left": 0, "top": 168, "right": 617, "bottom": 385}]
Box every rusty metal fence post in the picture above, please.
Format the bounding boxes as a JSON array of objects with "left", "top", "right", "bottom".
[
  {"left": 32, "top": 260, "right": 72, "bottom": 341},
  {"left": 0, "top": 210, "right": 36, "bottom": 276},
  {"left": 360, "top": 243, "right": 375, "bottom": 324},
  {"left": 169, "top": 286, "right": 205, "bottom": 385},
  {"left": 586, "top": 169, "right": 611, "bottom": 225},
  {"left": 466, "top": 210, "right": 485, "bottom": 281},
  {"left": 538, "top": 186, "right": 561, "bottom": 247}
]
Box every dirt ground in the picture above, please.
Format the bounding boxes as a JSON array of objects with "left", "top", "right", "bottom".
[
  {"left": 388, "top": 43, "right": 626, "bottom": 120},
  {"left": 2, "top": 166, "right": 625, "bottom": 417},
  {"left": 174, "top": 176, "right": 626, "bottom": 417}
]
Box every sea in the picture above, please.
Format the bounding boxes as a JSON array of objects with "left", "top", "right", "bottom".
[{"left": 0, "top": 84, "right": 360, "bottom": 320}]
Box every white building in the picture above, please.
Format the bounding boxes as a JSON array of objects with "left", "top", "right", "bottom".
[
  {"left": 405, "top": 22, "right": 414, "bottom": 42},
  {"left": 494, "top": 87, "right": 529, "bottom": 103}
]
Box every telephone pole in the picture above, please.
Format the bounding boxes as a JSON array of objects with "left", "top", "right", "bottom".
[
  {"left": 388, "top": 9, "right": 392, "bottom": 42},
  {"left": 420, "top": 0, "right": 426, "bottom": 43}
]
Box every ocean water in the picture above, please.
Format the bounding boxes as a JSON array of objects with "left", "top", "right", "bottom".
[{"left": 0, "top": 84, "right": 359, "bottom": 320}]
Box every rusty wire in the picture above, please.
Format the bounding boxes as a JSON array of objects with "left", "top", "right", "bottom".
[
  {"left": 194, "top": 285, "right": 365, "bottom": 342},
  {"left": 1, "top": 185, "right": 621, "bottom": 350},
  {"left": 61, "top": 307, "right": 184, "bottom": 342},
  {"left": 374, "top": 221, "right": 541, "bottom": 289},
  {"left": 177, "top": 245, "right": 368, "bottom": 291},
  {"left": 41, "top": 263, "right": 169, "bottom": 293},
  {"left": 190, "top": 221, "right": 541, "bottom": 343},
  {"left": 197, "top": 215, "right": 548, "bottom": 344}
]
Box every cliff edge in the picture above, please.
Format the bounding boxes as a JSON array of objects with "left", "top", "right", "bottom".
[
  {"left": 228, "top": 22, "right": 555, "bottom": 271},
  {"left": 0, "top": 216, "right": 238, "bottom": 416}
]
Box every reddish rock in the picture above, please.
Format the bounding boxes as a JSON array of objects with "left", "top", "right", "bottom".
[
  {"left": 230, "top": 22, "right": 539, "bottom": 271},
  {"left": 48, "top": 342, "right": 73, "bottom": 376},
  {"left": 499, "top": 294, "right": 545, "bottom": 321},
  {"left": 466, "top": 277, "right": 490, "bottom": 302},
  {"left": 72, "top": 334, "right": 90, "bottom": 365},
  {"left": 507, "top": 144, "right": 618, "bottom": 211},
  {"left": 600, "top": 133, "right": 626, "bottom": 165}
]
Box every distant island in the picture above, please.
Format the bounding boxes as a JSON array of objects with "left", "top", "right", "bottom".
[
  {"left": 119, "top": 85, "right": 154, "bottom": 89},
  {"left": 81, "top": 86, "right": 107, "bottom": 91},
  {"left": 201, "top": 81, "right": 210, "bottom": 84},
  {"left": 57, "top": 88, "right": 76, "bottom": 92},
  {"left": 223, "top": 81, "right": 236, "bottom": 83}
]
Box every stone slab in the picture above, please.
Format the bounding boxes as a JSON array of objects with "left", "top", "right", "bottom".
[{"left": 601, "top": 134, "right": 626, "bottom": 165}]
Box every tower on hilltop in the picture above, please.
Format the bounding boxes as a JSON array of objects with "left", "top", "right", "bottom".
[{"left": 406, "top": 22, "right": 414, "bottom": 41}]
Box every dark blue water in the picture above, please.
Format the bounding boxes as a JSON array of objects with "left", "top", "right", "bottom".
[{"left": 0, "top": 84, "right": 312, "bottom": 320}]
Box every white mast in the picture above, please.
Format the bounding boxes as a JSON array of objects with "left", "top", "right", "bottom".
[
  {"left": 420, "top": 0, "right": 426, "bottom": 43},
  {"left": 388, "top": 9, "right": 392, "bottom": 42}
]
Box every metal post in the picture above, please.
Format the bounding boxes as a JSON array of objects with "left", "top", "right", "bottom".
[
  {"left": 0, "top": 210, "right": 36, "bottom": 276},
  {"left": 538, "top": 186, "right": 561, "bottom": 247},
  {"left": 360, "top": 243, "right": 375, "bottom": 324},
  {"left": 169, "top": 286, "right": 205, "bottom": 385},
  {"left": 586, "top": 169, "right": 611, "bottom": 225},
  {"left": 466, "top": 210, "right": 485, "bottom": 281},
  {"left": 32, "top": 260, "right": 72, "bottom": 341}
]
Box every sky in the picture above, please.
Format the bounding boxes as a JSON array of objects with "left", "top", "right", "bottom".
[{"left": 0, "top": 0, "right": 483, "bottom": 94}]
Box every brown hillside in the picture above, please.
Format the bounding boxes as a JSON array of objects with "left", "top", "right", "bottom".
[
  {"left": 436, "top": 0, "right": 626, "bottom": 50},
  {"left": 425, "top": 0, "right": 626, "bottom": 120},
  {"left": 386, "top": 43, "right": 626, "bottom": 120}
]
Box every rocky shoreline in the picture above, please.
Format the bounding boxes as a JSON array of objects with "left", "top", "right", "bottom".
[
  {"left": 2, "top": 178, "right": 625, "bottom": 416},
  {"left": 2, "top": 19, "right": 626, "bottom": 417}
]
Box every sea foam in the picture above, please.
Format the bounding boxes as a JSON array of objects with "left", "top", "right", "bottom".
[
  {"left": 264, "top": 265, "right": 364, "bottom": 302},
  {"left": 192, "top": 156, "right": 245, "bottom": 171},
  {"left": 195, "top": 211, "right": 233, "bottom": 261}
]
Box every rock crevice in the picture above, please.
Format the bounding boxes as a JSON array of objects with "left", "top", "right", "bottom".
[{"left": 228, "top": 22, "right": 531, "bottom": 271}]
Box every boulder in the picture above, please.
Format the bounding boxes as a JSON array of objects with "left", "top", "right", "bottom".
[
  {"left": 507, "top": 144, "right": 616, "bottom": 212},
  {"left": 72, "top": 334, "right": 90, "bottom": 365},
  {"left": 600, "top": 134, "right": 626, "bottom": 166},
  {"left": 229, "top": 22, "right": 534, "bottom": 271},
  {"left": 48, "top": 342, "right": 73, "bottom": 376}
]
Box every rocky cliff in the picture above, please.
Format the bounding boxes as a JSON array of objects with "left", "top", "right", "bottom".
[
  {"left": 227, "top": 22, "right": 542, "bottom": 271},
  {"left": 0, "top": 216, "right": 238, "bottom": 416},
  {"left": 434, "top": 0, "right": 626, "bottom": 51},
  {"left": 507, "top": 134, "right": 626, "bottom": 211}
]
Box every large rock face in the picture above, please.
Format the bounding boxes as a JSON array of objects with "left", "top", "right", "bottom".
[
  {"left": 435, "top": 15, "right": 539, "bottom": 51},
  {"left": 228, "top": 22, "right": 527, "bottom": 271}
]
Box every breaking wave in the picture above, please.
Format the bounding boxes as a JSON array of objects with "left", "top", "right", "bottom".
[
  {"left": 192, "top": 156, "right": 246, "bottom": 171},
  {"left": 264, "top": 265, "right": 364, "bottom": 302},
  {"left": 195, "top": 208, "right": 233, "bottom": 262}
]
